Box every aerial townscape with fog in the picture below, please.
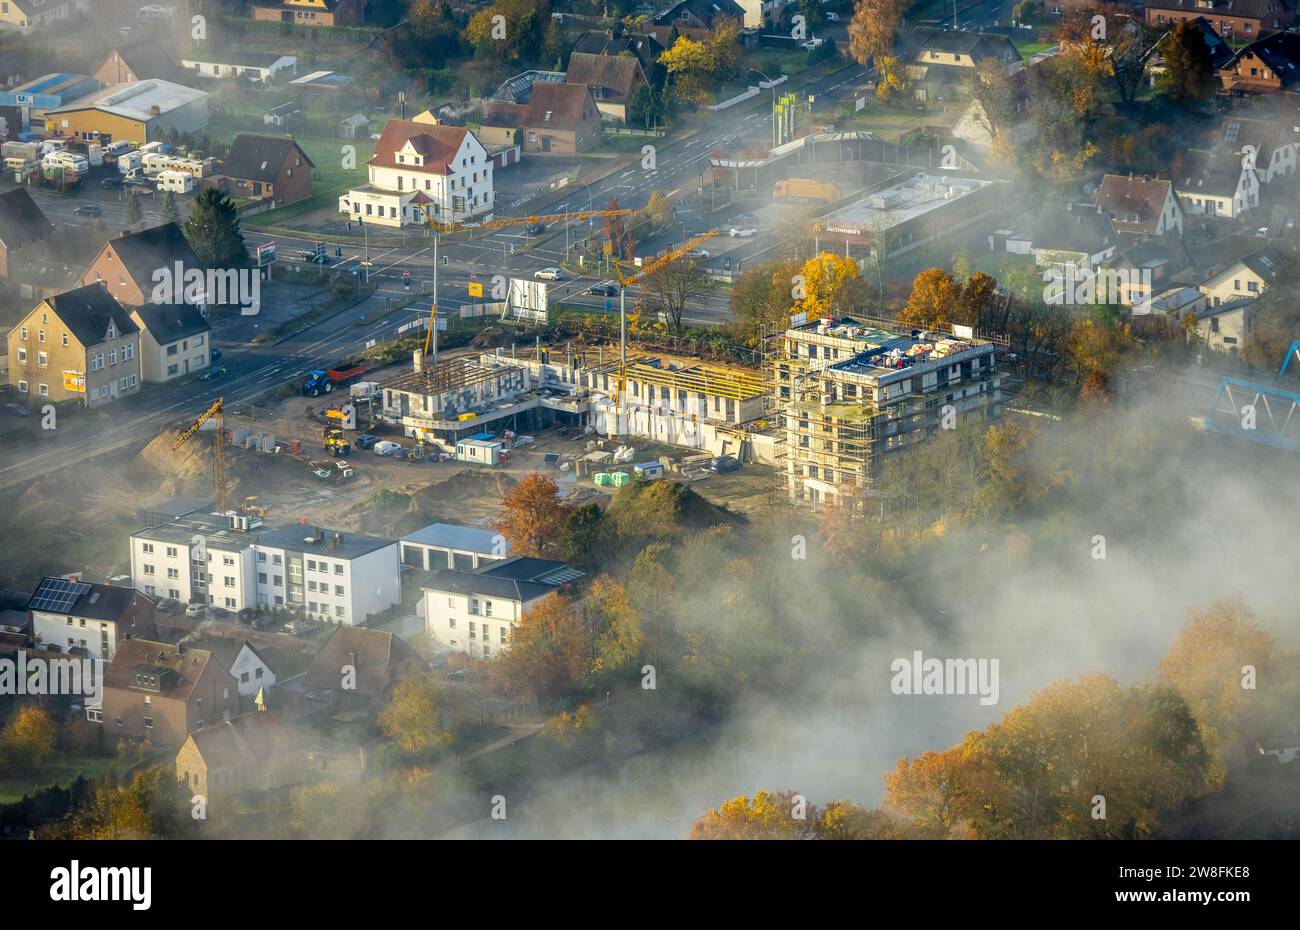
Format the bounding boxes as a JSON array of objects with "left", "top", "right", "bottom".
[{"left": 0, "top": 0, "right": 1295, "bottom": 878}]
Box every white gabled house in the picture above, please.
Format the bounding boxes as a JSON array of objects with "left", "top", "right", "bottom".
[{"left": 338, "top": 114, "right": 494, "bottom": 228}]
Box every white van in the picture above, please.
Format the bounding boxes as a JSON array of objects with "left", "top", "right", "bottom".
[{"left": 156, "top": 169, "right": 195, "bottom": 193}]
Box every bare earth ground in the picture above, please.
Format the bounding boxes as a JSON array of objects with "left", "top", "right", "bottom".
[{"left": 0, "top": 363, "right": 781, "bottom": 589}]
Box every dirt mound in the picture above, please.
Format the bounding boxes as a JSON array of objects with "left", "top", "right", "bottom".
[
  {"left": 469, "top": 326, "right": 509, "bottom": 350},
  {"left": 140, "top": 428, "right": 212, "bottom": 481},
  {"left": 410, "top": 469, "right": 515, "bottom": 512}
]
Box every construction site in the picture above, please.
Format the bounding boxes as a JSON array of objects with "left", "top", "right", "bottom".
[{"left": 771, "top": 314, "right": 1008, "bottom": 509}]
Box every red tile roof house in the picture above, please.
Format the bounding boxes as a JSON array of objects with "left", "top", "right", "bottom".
[
  {"left": 299, "top": 625, "right": 422, "bottom": 712},
  {"left": 94, "top": 639, "right": 240, "bottom": 748},
  {"left": 1093, "top": 175, "right": 1184, "bottom": 237},
  {"left": 479, "top": 83, "right": 603, "bottom": 155},
  {"left": 338, "top": 117, "right": 493, "bottom": 227},
  {"left": 565, "top": 52, "right": 649, "bottom": 123},
  {"left": 205, "top": 133, "right": 315, "bottom": 207}
]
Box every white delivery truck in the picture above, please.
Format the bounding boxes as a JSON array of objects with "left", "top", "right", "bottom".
[
  {"left": 156, "top": 169, "right": 194, "bottom": 193},
  {"left": 86, "top": 143, "right": 103, "bottom": 167}
]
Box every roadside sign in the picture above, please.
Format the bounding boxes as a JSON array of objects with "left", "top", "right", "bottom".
[
  {"left": 468, "top": 281, "right": 483, "bottom": 298},
  {"left": 256, "top": 241, "right": 277, "bottom": 266}
]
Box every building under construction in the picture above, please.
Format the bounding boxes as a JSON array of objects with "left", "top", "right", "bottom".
[{"left": 773, "top": 315, "right": 1006, "bottom": 508}]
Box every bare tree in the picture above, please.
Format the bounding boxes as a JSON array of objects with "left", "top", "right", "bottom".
[{"left": 638, "top": 258, "right": 707, "bottom": 332}]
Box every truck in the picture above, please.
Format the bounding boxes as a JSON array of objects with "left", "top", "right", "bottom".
[{"left": 303, "top": 359, "right": 367, "bottom": 396}]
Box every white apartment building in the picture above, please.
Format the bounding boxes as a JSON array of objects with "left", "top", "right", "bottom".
[
  {"left": 129, "top": 513, "right": 401, "bottom": 625},
  {"left": 338, "top": 116, "right": 493, "bottom": 228},
  {"left": 422, "top": 557, "right": 582, "bottom": 659}
]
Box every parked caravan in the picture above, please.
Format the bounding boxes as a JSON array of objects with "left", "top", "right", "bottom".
[{"left": 155, "top": 169, "right": 195, "bottom": 193}]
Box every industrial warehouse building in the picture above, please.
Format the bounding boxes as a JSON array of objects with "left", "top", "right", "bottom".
[{"left": 44, "top": 79, "right": 209, "bottom": 145}]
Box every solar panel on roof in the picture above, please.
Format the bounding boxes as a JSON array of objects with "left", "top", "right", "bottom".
[{"left": 29, "top": 579, "right": 91, "bottom": 614}]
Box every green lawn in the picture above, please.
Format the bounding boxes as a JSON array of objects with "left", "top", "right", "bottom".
[
  {"left": 1013, "top": 40, "right": 1056, "bottom": 58},
  {"left": 0, "top": 754, "right": 121, "bottom": 804},
  {"left": 205, "top": 116, "right": 378, "bottom": 229}
]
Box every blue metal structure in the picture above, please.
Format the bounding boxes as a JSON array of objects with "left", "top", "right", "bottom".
[
  {"left": 1278, "top": 341, "right": 1300, "bottom": 376},
  {"left": 1204, "top": 376, "right": 1300, "bottom": 453}
]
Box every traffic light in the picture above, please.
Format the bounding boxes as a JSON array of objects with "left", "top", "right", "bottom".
[{"left": 442, "top": 255, "right": 449, "bottom": 266}]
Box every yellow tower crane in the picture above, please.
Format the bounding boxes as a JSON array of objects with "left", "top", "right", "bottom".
[
  {"left": 607, "top": 229, "right": 720, "bottom": 434},
  {"left": 417, "top": 207, "right": 643, "bottom": 367},
  {"left": 174, "top": 397, "right": 227, "bottom": 513}
]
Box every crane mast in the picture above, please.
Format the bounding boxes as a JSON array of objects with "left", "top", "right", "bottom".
[{"left": 174, "top": 397, "right": 226, "bottom": 513}]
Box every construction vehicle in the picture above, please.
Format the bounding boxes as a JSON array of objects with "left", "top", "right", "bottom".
[
  {"left": 303, "top": 359, "right": 367, "bottom": 396},
  {"left": 323, "top": 403, "right": 356, "bottom": 430},
  {"left": 174, "top": 397, "right": 227, "bottom": 512},
  {"left": 323, "top": 427, "right": 351, "bottom": 457}
]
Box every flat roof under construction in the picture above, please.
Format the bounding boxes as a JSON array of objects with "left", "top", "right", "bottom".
[{"left": 384, "top": 357, "right": 523, "bottom": 395}]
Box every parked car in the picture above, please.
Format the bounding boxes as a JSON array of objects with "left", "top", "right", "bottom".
[
  {"left": 728, "top": 227, "right": 758, "bottom": 238},
  {"left": 282, "top": 622, "right": 298, "bottom": 635},
  {"left": 534, "top": 267, "right": 563, "bottom": 281},
  {"left": 74, "top": 203, "right": 102, "bottom": 218},
  {"left": 210, "top": 606, "right": 230, "bottom": 619},
  {"left": 709, "top": 455, "right": 742, "bottom": 473},
  {"left": 683, "top": 249, "right": 711, "bottom": 260},
  {"left": 184, "top": 603, "right": 207, "bottom": 618},
  {"left": 588, "top": 281, "right": 617, "bottom": 296},
  {"left": 3, "top": 403, "right": 29, "bottom": 417},
  {"left": 198, "top": 366, "right": 227, "bottom": 382},
  {"left": 237, "top": 607, "right": 257, "bottom": 624},
  {"left": 354, "top": 433, "right": 380, "bottom": 449},
  {"left": 373, "top": 440, "right": 402, "bottom": 456},
  {"left": 156, "top": 598, "right": 181, "bottom": 614},
  {"left": 100, "top": 176, "right": 122, "bottom": 189}
]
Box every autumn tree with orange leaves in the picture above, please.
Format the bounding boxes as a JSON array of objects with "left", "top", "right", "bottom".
[
  {"left": 489, "top": 593, "right": 592, "bottom": 703},
  {"left": 493, "top": 472, "right": 570, "bottom": 557},
  {"left": 689, "top": 789, "right": 910, "bottom": 839}
]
